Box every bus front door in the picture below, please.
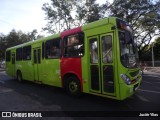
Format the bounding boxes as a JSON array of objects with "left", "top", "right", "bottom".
[
  {"left": 33, "top": 48, "right": 41, "bottom": 82},
  {"left": 89, "top": 33, "right": 115, "bottom": 96}
]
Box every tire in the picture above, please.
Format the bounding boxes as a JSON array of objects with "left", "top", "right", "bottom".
[
  {"left": 17, "top": 71, "right": 23, "bottom": 82},
  {"left": 66, "top": 76, "right": 81, "bottom": 97}
]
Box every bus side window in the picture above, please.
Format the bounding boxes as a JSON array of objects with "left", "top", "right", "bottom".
[
  {"left": 90, "top": 38, "right": 98, "bottom": 63},
  {"left": 6, "top": 51, "right": 11, "bottom": 62},
  {"left": 64, "top": 33, "right": 84, "bottom": 57},
  {"left": 23, "top": 46, "right": 31, "bottom": 60},
  {"left": 16, "top": 48, "right": 23, "bottom": 61},
  {"left": 102, "top": 35, "right": 112, "bottom": 63},
  {"left": 45, "top": 38, "right": 61, "bottom": 59}
]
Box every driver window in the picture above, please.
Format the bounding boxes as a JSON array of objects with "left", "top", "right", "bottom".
[
  {"left": 102, "top": 35, "right": 112, "bottom": 63},
  {"left": 64, "top": 33, "right": 84, "bottom": 57}
]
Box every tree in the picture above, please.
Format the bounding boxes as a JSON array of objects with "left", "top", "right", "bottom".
[
  {"left": 153, "top": 37, "right": 160, "bottom": 60},
  {"left": 75, "top": 0, "right": 102, "bottom": 23},
  {"left": 104, "top": 0, "right": 160, "bottom": 60},
  {"left": 0, "top": 33, "right": 7, "bottom": 60},
  {"left": 42, "top": 0, "right": 74, "bottom": 33},
  {"left": 42, "top": 0, "right": 103, "bottom": 33},
  {"left": 5, "top": 29, "right": 23, "bottom": 48},
  {"left": 0, "top": 29, "right": 36, "bottom": 60},
  {"left": 140, "top": 36, "right": 160, "bottom": 63},
  {"left": 28, "top": 29, "right": 38, "bottom": 40},
  {"left": 41, "top": 0, "right": 160, "bottom": 61}
]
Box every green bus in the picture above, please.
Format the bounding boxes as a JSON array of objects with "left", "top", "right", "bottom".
[{"left": 6, "top": 17, "right": 142, "bottom": 100}]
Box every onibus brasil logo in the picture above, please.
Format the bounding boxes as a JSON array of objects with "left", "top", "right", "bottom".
[{"left": 1, "top": 112, "right": 42, "bottom": 118}]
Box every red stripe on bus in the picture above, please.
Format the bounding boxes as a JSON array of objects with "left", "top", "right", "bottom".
[
  {"left": 60, "top": 58, "right": 83, "bottom": 91},
  {"left": 60, "top": 26, "right": 83, "bottom": 91},
  {"left": 61, "top": 27, "right": 81, "bottom": 38}
]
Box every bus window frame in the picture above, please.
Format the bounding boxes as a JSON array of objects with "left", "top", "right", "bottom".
[
  {"left": 101, "top": 35, "right": 113, "bottom": 64},
  {"left": 16, "top": 47, "right": 23, "bottom": 61},
  {"left": 45, "top": 38, "right": 61, "bottom": 59},
  {"left": 6, "top": 50, "right": 11, "bottom": 62},
  {"left": 23, "top": 45, "right": 32, "bottom": 61},
  {"left": 63, "top": 32, "right": 84, "bottom": 58}
]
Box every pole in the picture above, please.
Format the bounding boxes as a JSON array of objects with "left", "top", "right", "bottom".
[{"left": 152, "top": 44, "right": 154, "bottom": 67}]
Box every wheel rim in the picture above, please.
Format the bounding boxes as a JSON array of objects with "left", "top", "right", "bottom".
[{"left": 69, "top": 81, "right": 78, "bottom": 93}]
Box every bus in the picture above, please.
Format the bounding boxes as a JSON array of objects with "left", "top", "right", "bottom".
[{"left": 5, "top": 17, "right": 142, "bottom": 100}]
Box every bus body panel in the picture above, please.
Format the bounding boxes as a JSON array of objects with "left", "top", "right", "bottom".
[
  {"left": 42, "top": 59, "right": 61, "bottom": 87},
  {"left": 117, "top": 66, "right": 142, "bottom": 100},
  {"left": 20, "top": 60, "right": 34, "bottom": 81},
  {"left": 60, "top": 58, "right": 82, "bottom": 90},
  {"left": 5, "top": 17, "right": 142, "bottom": 100},
  {"left": 6, "top": 50, "right": 16, "bottom": 78},
  {"left": 6, "top": 33, "right": 62, "bottom": 87},
  {"left": 60, "top": 26, "right": 83, "bottom": 90},
  {"left": 39, "top": 34, "right": 62, "bottom": 87},
  {"left": 82, "top": 18, "right": 118, "bottom": 98},
  {"left": 21, "top": 42, "right": 41, "bottom": 81}
]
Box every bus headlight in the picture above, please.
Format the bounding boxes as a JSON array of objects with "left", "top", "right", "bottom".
[{"left": 120, "top": 74, "right": 131, "bottom": 85}]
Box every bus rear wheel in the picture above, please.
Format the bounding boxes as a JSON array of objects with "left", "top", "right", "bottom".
[
  {"left": 17, "top": 71, "right": 22, "bottom": 82},
  {"left": 66, "top": 76, "right": 81, "bottom": 97}
]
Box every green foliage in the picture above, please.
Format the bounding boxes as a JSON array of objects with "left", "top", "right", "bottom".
[
  {"left": 140, "top": 36, "right": 160, "bottom": 61},
  {"left": 0, "top": 33, "right": 6, "bottom": 61},
  {"left": 42, "top": 0, "right": 103, "bottom": 33},
  {"left": 75, "top": 0, "right": 102, "bottom": 23},
  {"left": 42, "top": 0, "right": 74, "bottom": 33},
  {"left": 0, "top": 29, "right": 39, "bottom": 60},
  {"left": 107, "top": 0, "right": 160, "bottom": 60},
  {"left": 153, "top": 37, "right": 160, "bottom": 60},
  {"left": 42, "top": 0, "right": 160, "bottom": 61},
  {"left": 1, "top": 0, "right": 159, "bottom": 62}
]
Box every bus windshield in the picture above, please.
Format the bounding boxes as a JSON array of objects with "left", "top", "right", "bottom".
[{"left": 119, "top": 30, "right": 138, "bottom": 68}]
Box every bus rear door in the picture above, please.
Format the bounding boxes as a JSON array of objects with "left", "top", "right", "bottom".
[
  {"left": 11, "top": 52, "right": 16, "bottom": 77},
  {"left": 33, "top": 48, "right": 41, "bottom": 82}
]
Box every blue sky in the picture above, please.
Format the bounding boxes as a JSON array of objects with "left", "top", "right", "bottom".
[
  {"left": 0, "top": 0, "right": 51, "bottom": 35},
  {"left": 0, "top": 0, "right": 111, "bottom": 36}
]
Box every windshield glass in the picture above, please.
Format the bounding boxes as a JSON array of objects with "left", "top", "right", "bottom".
[{"left": 119, "top": 31, "right": 139, "bottom": 68}]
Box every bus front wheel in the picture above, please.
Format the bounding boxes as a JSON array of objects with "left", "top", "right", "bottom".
[
  {"left": 17, "top": 71, "right": 22, "bottom": 82},
  {"left": 66, "top": 76, "right": 81, "bottom": 97}
]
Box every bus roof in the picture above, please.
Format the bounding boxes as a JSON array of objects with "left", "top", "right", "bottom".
[
  {"left": 6, "top": 33, "right": 60, "bottom": 51},
  {"left": 82, "top": 17, "right": 117, "bottom": 31},
  {"left": 6, "top": 17, "right": 119, "bottom": 51}
]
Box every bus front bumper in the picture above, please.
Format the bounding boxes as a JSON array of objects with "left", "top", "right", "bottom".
[{"left": 119, "top": 76, "right": 142, "bottom": 100}]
